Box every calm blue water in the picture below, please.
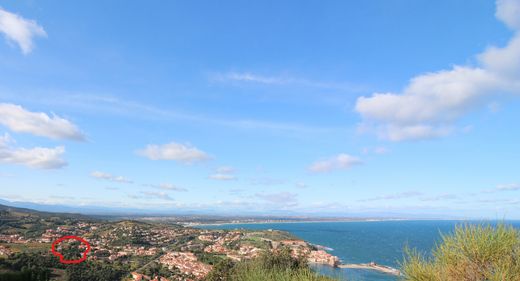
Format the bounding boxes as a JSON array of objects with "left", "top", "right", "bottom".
[{"left": 199, "top": 220, "right": 520, "bottom": 281}]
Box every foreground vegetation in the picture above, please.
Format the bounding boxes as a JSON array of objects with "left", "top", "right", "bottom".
[
  {"left": 205, "top": 248, "right": 336, "bottom": 281},
  {"left": 402, "top": 223, "right": 520, "bottom": 281},
  {"left": 0, "top": 252, "right": 128, "bottom": 281}
]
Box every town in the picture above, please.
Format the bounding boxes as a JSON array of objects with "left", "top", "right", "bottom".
[{"left": 0, "top": 205, "right": 340, "bottom": 281}]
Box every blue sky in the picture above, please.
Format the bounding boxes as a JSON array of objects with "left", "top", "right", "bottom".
[{"left": 1, "top": 0, "right": 520, "bottom": 218}]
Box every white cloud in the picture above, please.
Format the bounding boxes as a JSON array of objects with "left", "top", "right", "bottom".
[
  {"left": 144, "top": 183, "right": 187, "bottom": 192},
  {"left": 0, "top": 133, "right": 67, "bottom": 169},
  {"left": 355, "top": 0, "right": 520, "bottom": 141},
  {"left": 496, "top": 0, "right": 520, "bottom": 31},
  {"left": 137, "top": 142, "right": 210, "bottom": 163},
  {"left": 90, "top": 171, "right": 133, "bottom": 184},
  {"left": 0, "top": 7, "right": 46, "bottom": 54},
  {"left": 0, "top": 103, "right": 85, "bottom": 141},
  {"left": 0, "top": 133, "right": 13, "bottom": 146},
  {"left": 308, "top": 153, "right": 362, "bottom": 173},
  {"left": 209, "top": 166, "right": 236, "bottom": 181}
]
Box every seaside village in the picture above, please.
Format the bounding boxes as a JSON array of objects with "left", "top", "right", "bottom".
[{"left": 0, "top": 221, "right": 339, "bottom": 281}]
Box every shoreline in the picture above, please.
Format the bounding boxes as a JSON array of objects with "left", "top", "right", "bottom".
[{"left": 191, "top": 218, "right": 465, "bottom": 227}]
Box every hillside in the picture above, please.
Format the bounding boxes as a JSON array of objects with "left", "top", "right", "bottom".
[{"left": 0, "top": 204, "right": 338, "bottom": 281}]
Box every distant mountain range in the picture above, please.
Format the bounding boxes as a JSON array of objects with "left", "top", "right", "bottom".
[{"left": 0, "top": 198, "right": 457, "bottom": 220}]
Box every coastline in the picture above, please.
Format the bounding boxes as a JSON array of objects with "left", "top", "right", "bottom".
[
  {"left": 190, "top": 218, "right": 466, "bottom": 227},
  {"left": 191, "top": 218, "right": 412, "bottom": 227}
]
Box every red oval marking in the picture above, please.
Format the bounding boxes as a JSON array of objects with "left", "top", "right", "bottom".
[{"left": 51, "top": 235, "right": 91, "bottom": 264}]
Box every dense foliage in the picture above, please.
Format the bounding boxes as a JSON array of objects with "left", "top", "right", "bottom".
[
  {"left": 0, "top": 252, "right": 58, "bottom": 281},
  {"left": 65, "top": 261, "right": 127, "bottom": 281},
  {"left": 205, "top": 248, "right": 336, "bottom": 281},
  {"left": 0, "top": 252, "right": 130, "bottom": 281},
  {"left": 402, "top": 223, "right": 520, "bottom": 281}
]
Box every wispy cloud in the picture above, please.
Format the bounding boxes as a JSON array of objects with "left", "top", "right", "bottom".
[
  {"left": 362, "top": 146, "right": 390, "bottom": 155},
  {"left": 477, "top": 198, "right": 520, "bottom": 204},
  {"left": 359, "top": 191, "right": 423, "bottom": 202},
  {"left": 0, "top": 8, "right": 47, "bottom": 54},
  {"left": 140, "top": 191, "right": 174, "bottom": 201},
  {"left": 211, "top": 72, "right": 368, "bottom": 92},
  {"left": 355, "top": 0, "right": 520, "bottom": 141},
  {"left": 137, "top": 142, "right": 210, "bottom": 163},
  {"left": 143, "top": 183, "right": 187, "bottom": 192},
  {"left": 420, "top": 193, "right": 460, "bottom": 202},
  {"left": 0, "top": 133, "right": 67, "bottom": 169},
  {"left": 483, "top": 183, "right": 520, "bottom": 193},
  {"left": 308, "top": 153, "right": 362, "bottom": 173},
  {"left": 90, "top": 171, "right": 133, "bottom": 184},
  {"left": 1, "top": 92, "right": 343, "bottom": 137},
  {"left": 209, "top": 166, "right": 236, "bottom": 181},
  {"left": 228, "top": 188, "right": 244, "bottom": 195},
  {"left": 496, "top": 183, "right": 520, "bottom": 191},
  {"left": 255, "top": 192, "right": 298, "bottom": 207},
  {"left": 0, "top": 103, "right": 85, "bottom": 141},
  {"left": 208, "top": 174, "right": 236, "bottom": 181},
  {"left": 250, "top": 177, "right": 286, "bottom": 186}
]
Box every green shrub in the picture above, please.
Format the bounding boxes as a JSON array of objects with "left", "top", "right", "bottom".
[{"left": 401, "top": 223, "right": 520, "bottom": 281}]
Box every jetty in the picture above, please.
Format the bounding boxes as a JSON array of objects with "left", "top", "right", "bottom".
[{"left": 338, "top": 262, "right": 401, "bottom": 276}]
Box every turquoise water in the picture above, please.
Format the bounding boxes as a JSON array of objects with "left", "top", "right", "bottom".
[{"left": 199, "top": 220, "right": 520, "bottom": 281}]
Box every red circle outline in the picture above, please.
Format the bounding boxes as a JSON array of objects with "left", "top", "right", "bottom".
[{"left": 51, "top": 235, "right": 91, "bottom": 264}]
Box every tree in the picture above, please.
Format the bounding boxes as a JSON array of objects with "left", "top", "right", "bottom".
[{"left": 205, "top": 259, "right": 235, "bottom": 281}]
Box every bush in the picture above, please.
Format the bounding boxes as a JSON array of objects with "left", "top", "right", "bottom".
[{"left": 401, "top": 223, "right": 520, "bottom": 281}]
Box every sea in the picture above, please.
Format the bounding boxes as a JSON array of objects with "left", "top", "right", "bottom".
[{"left": 198, "top": 220, "right": 520, "bottom": 281}]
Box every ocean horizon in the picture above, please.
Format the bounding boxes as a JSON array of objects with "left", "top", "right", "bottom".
[{"left": 199, "top": 220, "right": 520, "bottom": 281}]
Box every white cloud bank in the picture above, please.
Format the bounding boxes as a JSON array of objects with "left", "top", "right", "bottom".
[
  {"left": 90, "top": 171, "right": 133, "bottom": 183},
  {"left": 0, "top": 133, "right": 67, "bottom": 169},
  {"left": 0, "top": 103, "right": 84, "bottom": 141},
  {"left": 137, "top": 142, "right": 210, "bottom": 163},
  {"left": 0, "top": 7, "right": 46, "bottom": 54},
  {"left": 308, "top": 153, "right": 362, "bottom": 173},
  {"left": 355, "top": 0, "right": 520, "bottom": 141}
]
